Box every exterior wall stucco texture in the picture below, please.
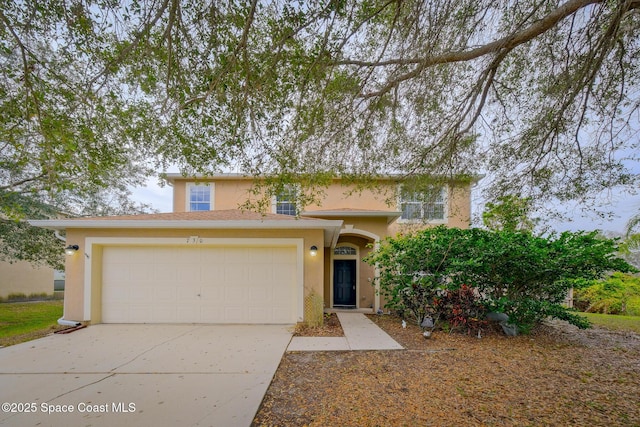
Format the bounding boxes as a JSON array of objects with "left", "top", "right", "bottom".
[{"left": 0, "top": 260, "right": 54, "bottom": 299}]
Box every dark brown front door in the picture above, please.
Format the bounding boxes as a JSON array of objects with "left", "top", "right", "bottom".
[{"left": 333, "top": 260, "right": 356, "bottom": 306}]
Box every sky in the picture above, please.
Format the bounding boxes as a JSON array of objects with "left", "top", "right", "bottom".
[
  {"left": 550, "top": 193, "right": 640, "bottom": 235},
  {"left": 130, "top": 173, "right": 640, "bottom": 235}
]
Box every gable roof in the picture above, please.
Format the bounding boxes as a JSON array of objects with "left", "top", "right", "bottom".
[{"left": 29, "top": 209, "right": 343, "bottom": 247}]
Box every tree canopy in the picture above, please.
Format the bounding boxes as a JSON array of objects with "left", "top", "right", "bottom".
[
  {"left": 482, "top": 194, "right": 538, "bottom": 232},
  {"left": 2, "top": 0, "right": 639, "bottom": 219}
]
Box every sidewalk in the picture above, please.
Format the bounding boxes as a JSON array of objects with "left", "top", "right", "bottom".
[{"left": 287, "top": 312, "right": 404, "bottom": 351}]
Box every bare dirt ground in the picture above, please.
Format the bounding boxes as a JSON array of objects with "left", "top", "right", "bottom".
[{"left": 253, "top": 314, "right": 640, "bottom": 426}]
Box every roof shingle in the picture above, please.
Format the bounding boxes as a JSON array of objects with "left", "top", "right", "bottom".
[{"left": 73, "top": 209, "right": 312, "bottom": 222}]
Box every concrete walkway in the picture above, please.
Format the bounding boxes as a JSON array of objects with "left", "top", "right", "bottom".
[{"left": 287, "top": 312, "right": 404, "bottom": 351}]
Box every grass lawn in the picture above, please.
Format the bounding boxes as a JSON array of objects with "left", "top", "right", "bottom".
[
  {"left": 0, "top": 300, "right": 64, "bottom": 346},
  {"left": 581, "top": 312, "right": 640, "bottom": 333}
]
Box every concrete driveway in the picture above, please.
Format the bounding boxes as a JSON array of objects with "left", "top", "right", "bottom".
[{"left": 0, "top": 324, "right": 292, "bottom": 426}]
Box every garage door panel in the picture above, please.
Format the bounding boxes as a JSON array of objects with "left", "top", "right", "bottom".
[
  {"left": 272, "top": 285, "right": 293, "bottom": 302},
  {"left": 224, "top": 247, "right": 249, "bottom": 263},
  {"left": 182, "top": 267, "right": 202, "bottom": 283},
  {"left": 200, "top": 286, "right": 223, "bottom": 300},
  {"left": 271, "top": 247, "right": 297, "bottom": 262},
  {"left": 170, "top": 247, "right": 202, "bottom": 264},
  {"left": 224, "top": 306, "right": 246, "bottom": 323},
  {"left": 176, "top": 285, "right": 200, "bottom": 301},
  {"left": 199, "top": 308, "right": 224, "bottom": 323},
  {"left": 225, "top": 286, "right": 246, "bottom": 304},
  {"left": 176, "top": 306, "right": 202, "bottom": 323},
  {"left": 130, "top": 285, "right": 153, "bottom": 301},
  {"left": 152, "top": 247, "right": 174, "bottom": 263},
  {"left": 201, "top": 264, "right": 225, "bottom": 279},
  {"left": 152, "top": 306, "right": 178, "bottom": 322},
  {"left": 248, "top": 264, "right": 273, "bottom": 282},
  {"left": 248, "top": 286, "right": 270, "bottom": 302},
  {"left": 273, "top": 266, "right": 296, "bottom": 284},
  {"left": 153, "top": 264, "right": 179, "bottom": 282},
  {"left": 225, "top": 268, "right": 248, "bottom": 285},
  {"left": 102, "top": 284, "right": 129, "bottom": 302},
  {"left": 129, "top": 264, "right": 155, "bottom": 282},
  {"left": 128, "top": 306, "right": 153, "bottom": 323},
  {"left": 102, "top": 245, "right": 298, "bottom": 324},
  {"left": 122, "top": 247, "right": 153, "bottom": 263},
  {"left": 251, "top": 250, "right": 276, "bottom": 263},
  {"left": 154, "top": 286, "right": 176, "bottom": 302},
  {"left": 271, "top": 307, "right": 294, "bottom": 323},
  {"left": 103, "top": 266, "right": 130, "bottom": 283},
  {"left": 249, "top": 307, "right": 270, "bottom": 322}
]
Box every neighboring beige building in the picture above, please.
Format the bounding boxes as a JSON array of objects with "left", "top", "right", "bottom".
[
  {"left": 30, "top": 174, "right": 476, "bottom": 324},
  {"left": 0, "top": 259, "right": 54, "bottom": 299}
]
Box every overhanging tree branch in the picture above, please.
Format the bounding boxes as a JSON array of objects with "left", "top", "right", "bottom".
[{"left": 346, "top": 0, "right": 603, "bottom": 98}]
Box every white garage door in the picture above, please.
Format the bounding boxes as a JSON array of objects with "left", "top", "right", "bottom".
[{"left": 101, "top": 245, "right": 298, "bottom": 324}]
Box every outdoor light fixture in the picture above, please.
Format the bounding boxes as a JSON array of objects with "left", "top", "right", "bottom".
[
  {"left": 65, "top": 245, "right": 79, "bottom": 255},
  {"left": 310, "top": 245, "right": 318, "bottom": 257}
]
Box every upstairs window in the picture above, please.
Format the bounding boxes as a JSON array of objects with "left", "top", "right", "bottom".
[
  {"left": 400, "top": 186, "right": 446, "bottom": 221},
  {"left": 275, "top": 186, "right": 297, "bottom": 216},
  {"left": 187, "top": 183, "right": 213, "bottom": 211}
]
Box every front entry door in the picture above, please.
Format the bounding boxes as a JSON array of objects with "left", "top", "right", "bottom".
[{"left": 333, "top": 260, "right": 356, "bottom": 306}]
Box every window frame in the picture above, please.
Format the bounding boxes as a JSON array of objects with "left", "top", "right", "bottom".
[
  {"left": 272, "top": 185, "right": 299, "bottom": 216},
  {"left": 185, "top": 182, "right": 215, "bottom": 212},
  {"left": 397, "top": 185, "right": 448, "bottom": 223}
]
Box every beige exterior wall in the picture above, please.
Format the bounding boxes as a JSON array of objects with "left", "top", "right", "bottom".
[
  {"left": 0, "top": 260, "right": 54, "bottom": 299},
  {"left": 63, "top": 227, "right": 324, "bottom": 323},
  {"left": 170, "top": 176, "right": 473, "bottom": 314},
  {"left": 170, "top": 177, "right": 473, "bottom": 229},
  {"left": 59, "top": 175, "right": 474, "bottom": 323},
  {"left": 171, "top": 179, "right": 255, "bottom": 212},
  {"left": 305, "top": 179, "right": 396, "bottom": 211}
]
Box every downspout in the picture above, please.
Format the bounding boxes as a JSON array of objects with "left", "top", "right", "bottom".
[
  {"left": 53, "top": 230, "right": 82, "bottom": 327},
  {"left": 58, "top": 318, "right": 81, "bottom": 327}
]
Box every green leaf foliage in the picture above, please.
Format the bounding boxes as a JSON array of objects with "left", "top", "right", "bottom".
[
  {"left": 3, "top": 0, "right": 640, "bottom": 220},
  {"left": 365, "top": 226, "right": 634, "bottom": 333},
  {"left": 0, "top": 191, "right": 64, "bottom": 269},
  {"left": 574, "top": 273, "right": 640, "bottom": 316},
  {"left": 482, "top": 195, "right": 537, "bottom": 232}
]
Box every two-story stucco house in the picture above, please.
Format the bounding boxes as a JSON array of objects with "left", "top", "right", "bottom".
[{"left": 30, "top": 174, "right": 475, "bottom": 325}]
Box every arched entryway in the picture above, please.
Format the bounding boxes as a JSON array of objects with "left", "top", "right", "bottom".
[{"left": 329, "top": 229, "right": 379, "bottom": 311}]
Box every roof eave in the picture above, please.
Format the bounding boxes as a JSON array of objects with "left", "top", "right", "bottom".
[
  {"left": 28, "top": 219, "right": 344, "bottom": 247},
  {"left": 163, "top": 172, "right": 484, "bottom": 184},
  {"left": 301, "top": 210, "right": 403, "bottom": 224}
]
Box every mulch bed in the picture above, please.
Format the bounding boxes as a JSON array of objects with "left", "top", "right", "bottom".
[
  {"left": 293, "top": 313, "right": 344, "bottom": 337},
  {"left": 253, "top": 314, "right": 640, "bottom": 426}
]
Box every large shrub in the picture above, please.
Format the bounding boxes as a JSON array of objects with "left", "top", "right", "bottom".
[
  {"left": 365, "top": 226, "right": 634, "bottom": 333},
  {"left": 574, "top": 273, "right": 640, "bottom": 316},
  {"left": 363, "top": 227, "right": 472, "bottom": 327}
]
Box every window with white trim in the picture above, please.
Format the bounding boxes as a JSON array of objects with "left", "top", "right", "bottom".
[
  {"left": 399, "top": 186, "right": 446, "bottom": 221},
  {"left": 274, "top": 186, "right": 298, "bottom": 216},
  {"left": 187, "top": 183, "right": 214, "bottom": 211}
]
